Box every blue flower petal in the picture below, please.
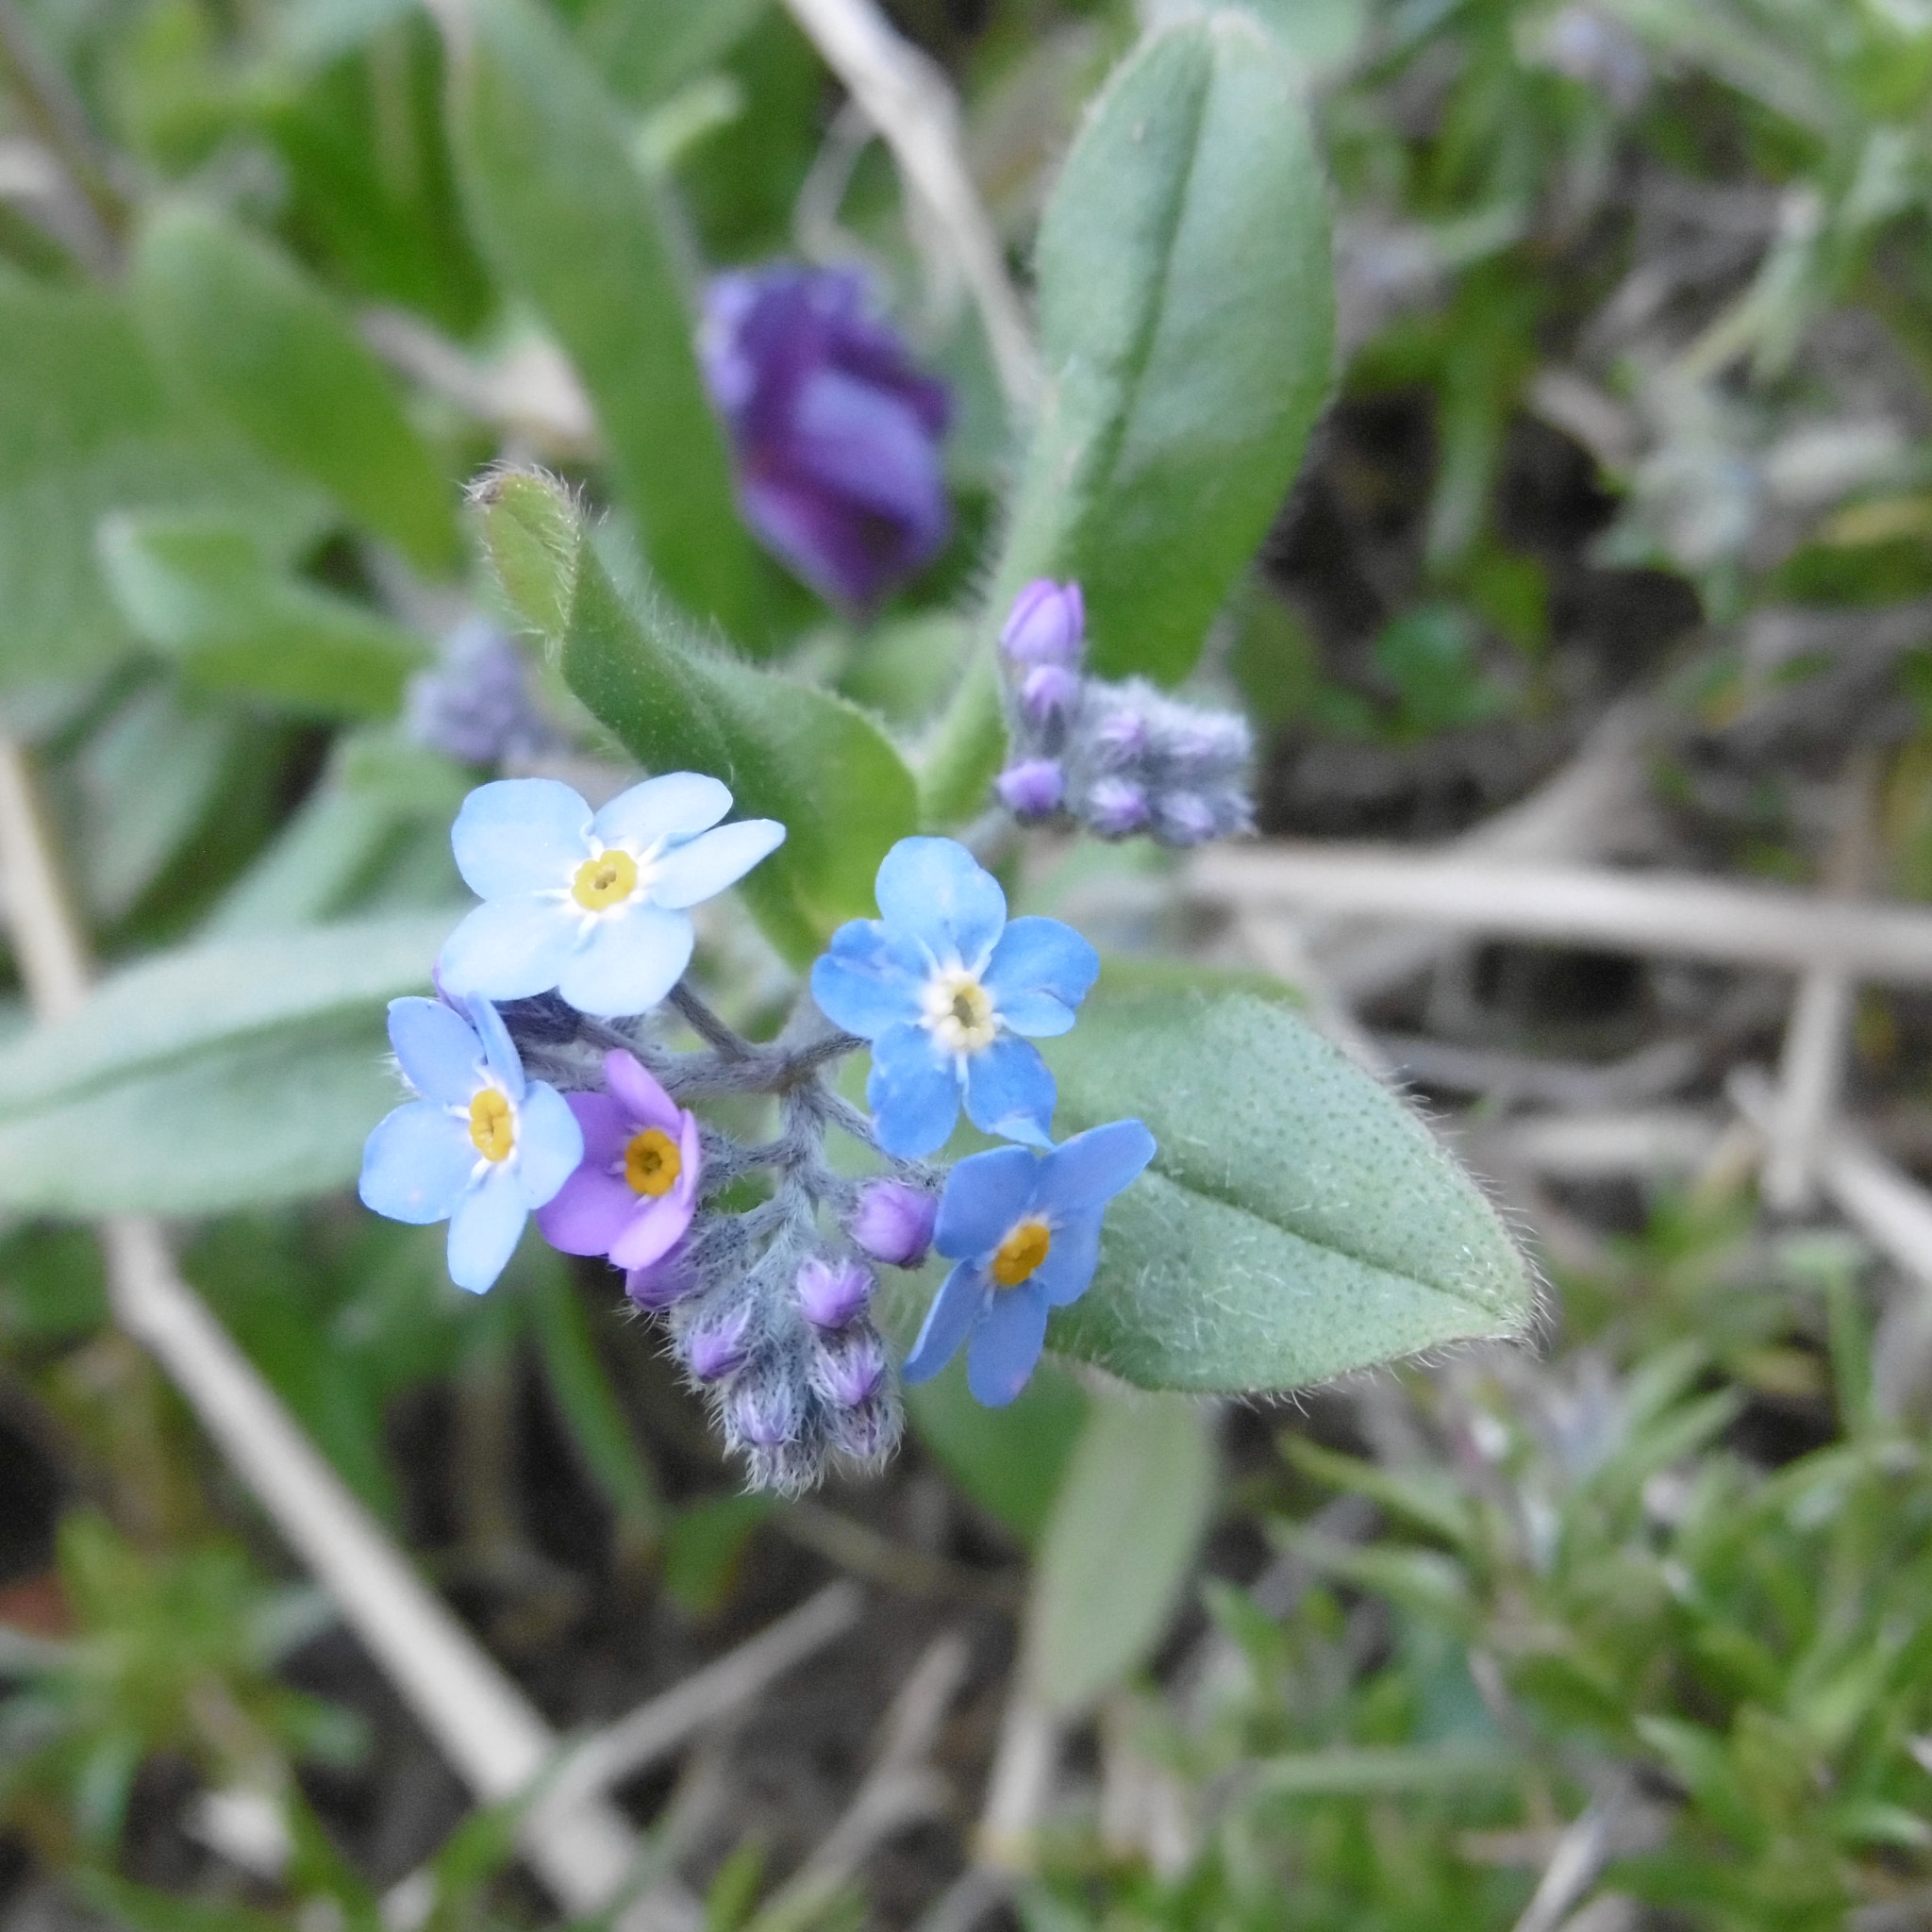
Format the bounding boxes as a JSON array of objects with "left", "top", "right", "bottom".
[
  {"left": 591, "top": 773, "right": 732, "bottom": 851},
  {"left": 934, "top": 1143, "right": 1044, "bottom": 1259},
  {"left": 983, "top": 916, "right": 1099, "bottom": 1028},
  {"left": 387, "top": 998, "right": 483, "bottom": 1105},
  {"left": 961, "top": 1035, "right": 1056, "bottom": 1148},
  {"left": 359, "top": 1102, "right": 475, "bottom": 1224},
  {"left": 874, "top": 838, "right": 1006, "bottom": 970},
  {"left": 810, "top": 921, "right": 926, "bottom": 1038},
  {"left": 437, "top": 898, "right": 575, "bottom": 1003},
  {"left": 649, "top": 819, "right": 786, "bottom": 910},
  {"left": 867, "top": 1020, "right": 961, "bottom": 1158},
  {"left": 466, "top": 994, "right": 525, "bottom": 1102},
  {"left": 514, "top": 1081, "right": 584, "bottom": 1208},
  {"left": 555, "top": 902, "right": 694, "bottom": 1016},
  {"left": 966, "top": 1283, "right": 1050, "bottom": 1406},
  {"left": 451, "top": 779, "right": 591, "bottom": 899},
  {"left": 446, "top": 1165, "right": 527, "bottom": 1293},
  {"left": 901, "top": 1260, "right": 989, "bottom": 1384},
  {"left": 1033, "top": 1208, "right": 1103, "bottom": 1307},
  {"left": 1038, "top": 1119, "right": 1157, "bottom": 1216}
]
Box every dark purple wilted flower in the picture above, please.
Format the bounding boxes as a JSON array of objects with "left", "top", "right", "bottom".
[{"left": 700, "top": 264, "right": 952, "bottom": 610}]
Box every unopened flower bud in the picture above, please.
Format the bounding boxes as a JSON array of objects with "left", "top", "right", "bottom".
[
  {"left": 728, "top": 1367, "right": 800, "bottom": 1449},
  {"left": 847, "top": 1180, "right": 936, "bottom": 1269},
  {"left": 1163, "top": 709, "right": 1251, "bottom": 774},
  {"left": 794, "top": 1255, "right": 873, "bottom": 1328},
  {"left": 406, "top": 618, "right": 556, "bottom": 768},
  {"left": 1084, "top": 776, "right": 1152, "bottom": 839},
  {"left": 1153, "top": 791, "right": 1219, "bottom": 848},
  {"left": 1091, "top": 706, "right": 1149, "bottom": 766},
  {"left": 1019, "top": 663, "right": 1081, "bottom": 728},
  {"left": 625, "top": 1237, "right": 702, "bottom": 1310},
  {"left": 1000, "top": 579, "right": 1086, "bottom": 667},
  {"left": 995, "top": 758, "right": 1064, "bottom": 821},
  {"left": 811, "top": 1326, "right": 888, "bottom": 1408},
  {"left": 824, "top": 1392, "right": 901, "bottom": 1462},
  {"left": 683, "top": 1299, "right": 754, "bottom": 1380}
]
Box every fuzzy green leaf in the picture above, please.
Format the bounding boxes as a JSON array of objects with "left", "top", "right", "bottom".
[
  {"left": 998, "top": 13, "right": 1333, "bottom": 684},
  {"left": 131, "top": 204, "right": 458, "bottom": 574},
  {"left": 446, "top": 0, "right": 763, "bottom": 636},
  {"left": 1043, "top": 989, "right": 1531, "bottom": 1391}
]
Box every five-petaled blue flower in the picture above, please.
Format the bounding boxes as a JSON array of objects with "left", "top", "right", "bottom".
[
  {"left": 810, "top": 838, "right": 1100, "bottom": 1158},
  {"left": 359, "top": 993, "right": 584, "bottom": 1293},
  {"left": 437, "top": 774, "right": 785, "bottom": 1018},
  {"left": 902, "top": 1120, "right": 1157, "bottom": 1406}
]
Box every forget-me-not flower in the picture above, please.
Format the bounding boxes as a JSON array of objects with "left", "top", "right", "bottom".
[
  {"left": 536, "top": 1050, "right": 702, "bottom": 1271},
  {"left": 809, "top": 838, "right": 1099, "bottom": 1158},
  {"left": 437, "top": 774, "right": 785, "bottom": 1017},
  {"left": 902, "top": 1120, "right": 1156, "bottom": 1406},
  {"left": 359, "top": 994, "right": 583, "bottom": 1293}
]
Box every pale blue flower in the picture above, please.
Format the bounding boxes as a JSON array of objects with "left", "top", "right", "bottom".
[
  {"left": 437, "top": 774, "right": 786, "bottom": 1017},
  {"left": 359, "top": 994, "right": 583, "bottom": 1293},
  {"left": 809, "top": 838, "right": 1099, "bottom": 1158},
  {"left": 902, "top": 1120, "right": 1156, "bottom": 1406}
]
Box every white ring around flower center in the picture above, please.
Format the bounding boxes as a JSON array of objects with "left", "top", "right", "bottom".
[{"left": 921, "top": 966, "right": 999, "bottom": 1056}]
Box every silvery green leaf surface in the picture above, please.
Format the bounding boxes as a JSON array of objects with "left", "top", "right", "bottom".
[
  {"left": 1024, "top": 1389, "right": 1217, "bottom": 1713},
  {"left": 478, "top": 472, "right": 916, "bottom": 964},
  {"left": 1043, "top": 987, "right": 1532, "bottom": 1391},
  {"left": 446, "top": 0, "right": 765, "bottom": 638},
  {"left": 1000, "top": 12, "right": 1333, "bottom": 685},
  {"left": 130, "top": 204, "right": 458, "bottom": 575}
]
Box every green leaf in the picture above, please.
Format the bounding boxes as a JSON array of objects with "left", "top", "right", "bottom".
[
  {"left": 0, "top": 910, "right": 454, "bottom": 1114},
  {"left": 0, "top": 272, "right": 329, "bottom": 690},
  {"left": 446, "top": 0, "right": 764, "bottom": 635},
  {"left": 1023, "top": 1389, "right": 1216, "bottom": 1713},
  {"left": 999, "top": 13, "right": 1333, "bottom": 685},
  {"left": 479, "top": 471, "right": 917, "bottom": 961},
  {"left": 1043, "top": 989, "right": 1531, "bottom": 1392},
  {"left": 0, "top": 1016, "right": 397, "bottom": 1217},
  {"left": 100, "top": 515, "right": 428, "bottom": 718},
  {"left": 131, "top": 203, "right": 458, "bottom": 575},
  {"left": 1250, "top": 1745, "right": 1520, "bottom": 1799}
]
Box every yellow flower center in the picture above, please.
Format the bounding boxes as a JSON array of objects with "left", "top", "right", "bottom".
[
  {"left": 624, "top": 1127, "right": 681, "bottom": 1197},
  {"left": 572, "top": 848, "right": 639, "bottom": 911},
  {"left": 923, "top": 969, "right": 998, "bottom": 1055},
  {"left": 468, "top": 1088, "right": 515, "bottom": 1162},
  {"left": 991, "top": 1218, "right": 1051, "bottom": 1288}
]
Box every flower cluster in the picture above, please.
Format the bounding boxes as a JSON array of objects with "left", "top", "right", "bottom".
[
  {"left": 405, "top": 616, "right": 559, "bottom": 769},
  {"left": 993, "top": 579, "right": 1255, "bottom": 847},
  {"left": 700, "top": 263, "right": 952, "bottom": 612},
  {"left": 358, "top": 774, "right": 1155, "bottom": 1490}
]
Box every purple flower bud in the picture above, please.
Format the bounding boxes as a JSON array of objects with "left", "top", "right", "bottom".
[
  {"left": 995, "top": 758, "right": 1065, "bottom": 822},
  {"left": 1152, "top": 791, "right": 1219, "bottom": 848},
  {"left": 794, "top": 1255, "right": 874, "bottom": 1329},
  {"left": 811, "top": 1326, "right": 888, "bottom": 1408},
  {"left": 1000, "top": 579, "right": 1086, "bottom": 667},
  {"left": 847, "top": 1179, "right": 937, "bottom": 1269},
  {"left": 1091, "top": 706, "right": 1150, "bottom": 767},
  {"left": 824, "top": 1393, "right": 901, "bottom": 1463},
  {"left": 1162, "top": 710, "right": 1251, "bottom": 774},
  {"left": 1083, "top": 776, "right": 1152, "bottom": 839},
  {"left": 1019, "top": 663, "right": 1082, "bottom": 728},
  {"left": 625, "top": 1237, "right": 702, "bottom": 1311},
  {"left": 699, "top": 264, "right": 952, "bottom": 611},
  {"left": 405, "top": 618, "right": 556, "bottom": 768},
  {"left": 728, "top": 1368, "right": 801, "bottom": 1449},
  {"left": 683, "top": 1299, "right": 754, "bottom": 1381}
]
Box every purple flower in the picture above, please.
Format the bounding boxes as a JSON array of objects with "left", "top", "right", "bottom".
[
  {"left": 848, "top": 1179, "right": 937, "bottom": 1269},
  {"left": 811, "top": 1327, "right": 888, "bottom": 1408},
  {"left": 903, "top": 1120, "right": 1156, "bottom": 1407},
  {"left": 536, "top": 1050, "right": 701, "bottom": 1271},
  {"left": 994, "top": 759, "right": 1064, "bottom": 821},
  {"left": 1085, "top": 777, "right": 1151, "bottom": 838},
  {"left": 1019, "top": 664, "right": 1081, "bottom": 728},
  {"left": 1000, "top": 580, "right": 1086, "bottom": 667},
  {"left": 700, "top": 264, "right": 952, "bottom": 610},
  {"left": 794, "top": 1255, "right": 873, "bottom": 1329}
]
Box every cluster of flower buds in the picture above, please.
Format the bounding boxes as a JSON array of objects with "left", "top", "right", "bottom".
[
  {"left": 404, "top": 616, "right": 560, "bottom": 769},
  {"left": 992, "top": 580, "right": 1255, "bottom": 847},
  {"left": 357, "top": 772, "right": 1152, "bottom": 1490}
]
